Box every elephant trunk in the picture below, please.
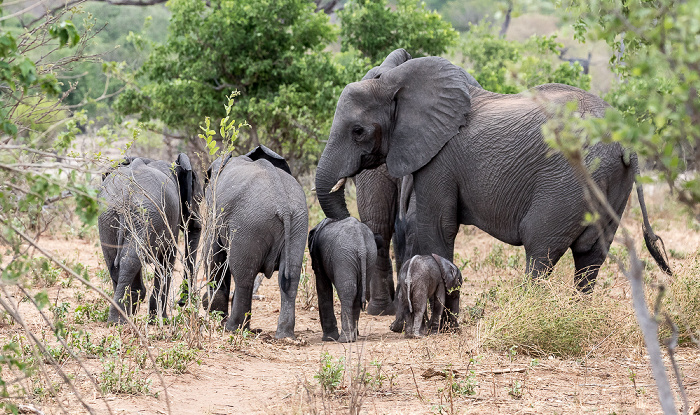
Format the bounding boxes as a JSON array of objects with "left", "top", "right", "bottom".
[{"left": 315, "top": 155, "right": 351, "bottom": 220}]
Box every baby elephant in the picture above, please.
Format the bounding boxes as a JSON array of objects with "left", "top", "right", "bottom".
[
  {"left": 308, "top": 217, "right": 380, "bottom": 342},
  {"left": 394, "top": 254, "right": 462, "bottom": 338}
]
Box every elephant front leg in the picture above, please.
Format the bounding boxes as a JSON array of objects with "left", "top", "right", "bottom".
[
  {"left": 149, "top": 250, "right": 175, "bottom": 322},
  {"left": 441, "top": 291, "right": 461, "bottom": 332},
  {"left": 202, "top": 238, "right": 230, "bottom": 318},
  {"left": 413, "top": 173, "right": 459, "bottom": 261},
  {"left": 389, "top": 288, "right": 408, "bottom": 333}
]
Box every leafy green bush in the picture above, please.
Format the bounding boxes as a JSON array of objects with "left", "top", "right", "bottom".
[
  {"left": 156, "top": 343, "right": 200, "bottom": 373},
  {"left": 339, "top": 0, "right": 459, "bottom": 63},
  {"left": 461, "top": 21, "right": 591, "bottom": 94},
  {"left": 314, "top": 352, "right": 345, "bottom": 393}
]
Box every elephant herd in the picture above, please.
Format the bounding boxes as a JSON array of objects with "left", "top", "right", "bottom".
[{"left": 98, "top": 49, "right": 672, "bottom": 342}]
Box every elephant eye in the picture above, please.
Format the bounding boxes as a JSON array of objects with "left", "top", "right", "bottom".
[{"left": 352, "top": 126, "right": 364, "bottom": 137}]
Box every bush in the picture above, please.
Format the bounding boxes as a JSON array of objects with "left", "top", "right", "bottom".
[{"left": 478, "top": 274, "right": 638, "bottom": 358}]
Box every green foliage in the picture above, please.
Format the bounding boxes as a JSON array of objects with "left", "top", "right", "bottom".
[
  {"left": 461, "top": 21, "right": 591, "bottom": 93},
  {"left": 339, "top": 0, "right": 459, "bottom": 63},
  {"left": 559, "top": 0, "right": 700, "bottom": 214},
  {"left": 116, "top": 0, "right": 342, "bottom": 172},
  {"left": 99, "top": 359, "right": 153, "bottom": 395},
  {"left": 156, "top": 343, "right": 200, "bottom": 373},
  {"left": 314, "top": 352, "right": 345, "bottom": 393}
]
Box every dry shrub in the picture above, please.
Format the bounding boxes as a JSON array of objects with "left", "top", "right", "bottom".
[
  {"left": 477, "top": 273, "right": 640, "bottom": 358},
  {"left": 661, "top": 251, "right": 700, "bottom": 344}
]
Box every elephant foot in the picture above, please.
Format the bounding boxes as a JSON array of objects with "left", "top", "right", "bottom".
[
  {"left": 107, "top": 306, "right": 130, "bottom": 325},
  {"left": 337, "top": 331, "right": 357, "bottom": 343},
  {"left": 366, "top": 300, "right": 396, "bottom": 316},
  {"left": 275, "top": 329, "right": 296, "bottom": 340},
  {"left": 202, "top": 290, "right": 229, "bottom": 315},
  {"left": 389, "top": 318, "right": 405, "bottom": 333},
  {"left": 405, "top": 332, "right": 424, "bottom": 339},
  {"left": 321, "top": 330, "right": 339, "bottom": 342}
]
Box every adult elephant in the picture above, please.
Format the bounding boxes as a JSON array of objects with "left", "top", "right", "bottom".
[
  {"left": 99, "top": 154, "right": 201, "bottom": 323},
  {"left": 315, "top": 49, "right": 671, "bottom": 294},
  {"left": 202, "top": 146, "right": 308, "bottom": 339},
  {"left": 354, "top": 50, "right": 481, "bottom": 316}
]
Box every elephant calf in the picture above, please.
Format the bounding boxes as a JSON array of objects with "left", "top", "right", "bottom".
[
  {"left": 391, "top": 254, "right": 462, "bottom": 338},
  {"left": 308, "top": 217, "right": 380, "bottom": 343}
]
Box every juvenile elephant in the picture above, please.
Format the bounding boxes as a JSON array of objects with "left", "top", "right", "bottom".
[
  {"left": 202, "top": 146, "right": 308, "bottom": 339},
  {"left": 98, "top": 154, "right": 200, "bottom": 323},
  {"left": 392, "top": 254, "right": 462, "bottom": 338},
  {"left": 315, "top": 49, "right": 671, "bottom": 294},
  {"left": 308, "top": 217, "right": 380, "bottom": 343}
]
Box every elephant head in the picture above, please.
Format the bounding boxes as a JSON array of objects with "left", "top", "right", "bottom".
[
  {"left": 315, "top": 51, "right": 474, "bottom": 219},
  {"left": 432, "top": 253, "right": 462, "bottom": 294}
]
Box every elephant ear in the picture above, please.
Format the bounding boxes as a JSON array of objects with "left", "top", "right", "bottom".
[
  {"left": 362, "top": 48, "right": 412, "bottom": 81},
  {"left": 245, "top": 145, "right": 292, "bottom": 175},
  {"left": 432, "top": 254, "right": 462, "bottom": 293},
  {"left": 175, "top": 153, "right": 194, "bottom": 220},
  {"left": 380, "top": 57, "right": 472, "bottom": 178}
]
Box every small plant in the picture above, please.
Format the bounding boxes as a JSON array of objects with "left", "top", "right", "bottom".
[
  {"left": 508, "top": 379, "right": 523, "bottom": 399},
  {"left": 314, "top": 352, "right": 345, "bottom": 393},
  {"left": 484, "top": 244, "right": 506, "bottom": 268},
  {"left": 451, "top": 375, "right": 477, "bottom": 396},
  {"left": 156, "top": 343, "right": 200, "bottom": 374},
  {"left": 668, "top": 248, "right": 687, "bottom": 259},
  {"left": 98, "top": 359, "right": 153, "bottom": 396},
  {"left": 74, "top": 302, "right": 109, "bottom": 324}
]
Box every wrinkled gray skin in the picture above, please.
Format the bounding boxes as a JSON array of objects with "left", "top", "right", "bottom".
[
  {"left": 202, "top": 151, "right": 308, "bottom": 339},
  {"left": 315, "top": 49, "right": 671, "bottom": 298},
  {"left": 308, "top": 217, "right": 379, "bottom": 342},
  {"left": 392, "top": 254, "right": 462, "bottom": 338},
  {"left": 354, "top": 50, "right": 482, "bottom": 317},
  {"left": 98, "top": 154, "right": 201, "bottom": 323}
]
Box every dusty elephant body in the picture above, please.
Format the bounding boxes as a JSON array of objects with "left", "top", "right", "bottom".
[
  {"left": 315, "top": 49, "right": 671, "bottom": 295},
  {"left": 391, "top": 254, "right": 462, "bottom": 338},
  {"left": 202, "top": 147, "right": 308, "bottom": 339},
  {"left": 98, "top": 154, "right": 200, "bottom": 323},
  {"left": 308, "top": 217, "right": 380, "bottom": 342}
]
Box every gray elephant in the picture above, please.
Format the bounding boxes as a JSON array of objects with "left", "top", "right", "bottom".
[
  {"left": 353, "top": 51, "right": 483, "bottom": 316},
  {"left": 392, "top": 254, "right": 462, "bottom": 338},
  {"left": 98, "top": 153, "right": 201, "bottom": 323},
  {"left": 308, "top": 217, "right": 380, "bottom": 343},
  {"left": 315, "top": 49, "right": 671, "bottom": 295},
  {"left": 202, "top": 146, "right": 308, "bottom": 339}
]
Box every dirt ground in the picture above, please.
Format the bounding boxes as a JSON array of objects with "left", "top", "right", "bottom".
[{"left": 2, "top": 186, "right": 700, "bottom": 415}]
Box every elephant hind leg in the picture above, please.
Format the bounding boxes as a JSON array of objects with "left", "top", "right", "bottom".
[
  {"left": 572, "top": 223, "right": 618, "bottom": 293},
  {"left": 524, "top": 247, "right": 567, "bottom": 279}
]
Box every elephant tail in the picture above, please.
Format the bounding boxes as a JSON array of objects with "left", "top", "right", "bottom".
[
  {"left": 406, "top": 257, "right": 415, "bottom": 314},
  {"left": 114, "top": 216, "right": 126, "bottom": 269},
  {"left": 279, "top": 210, "right": 292, "bottom": 294},
  {"left": 631, "top": 152, "right": 672, "bottom": 275},
  {"left": 359, "top": 244, "right": 367, "bottom": 310}
]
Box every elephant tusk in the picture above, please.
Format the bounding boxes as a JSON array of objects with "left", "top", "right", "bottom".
[{"left": 329, "top": 177, "right": 347, "bottom": 193}]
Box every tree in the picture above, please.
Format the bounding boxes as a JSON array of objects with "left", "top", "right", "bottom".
[
  {"left": 562, "top": 0, "right": 700, "bottom": 217},
  {"left": 339, "top": 0, "right": 459, "bottom": 64},
  {"left": 460, "top": 21, "right": 591, "bottom": 94},
  {"left": 115, "top": 0, "right": 356, "bottom": 173}
]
